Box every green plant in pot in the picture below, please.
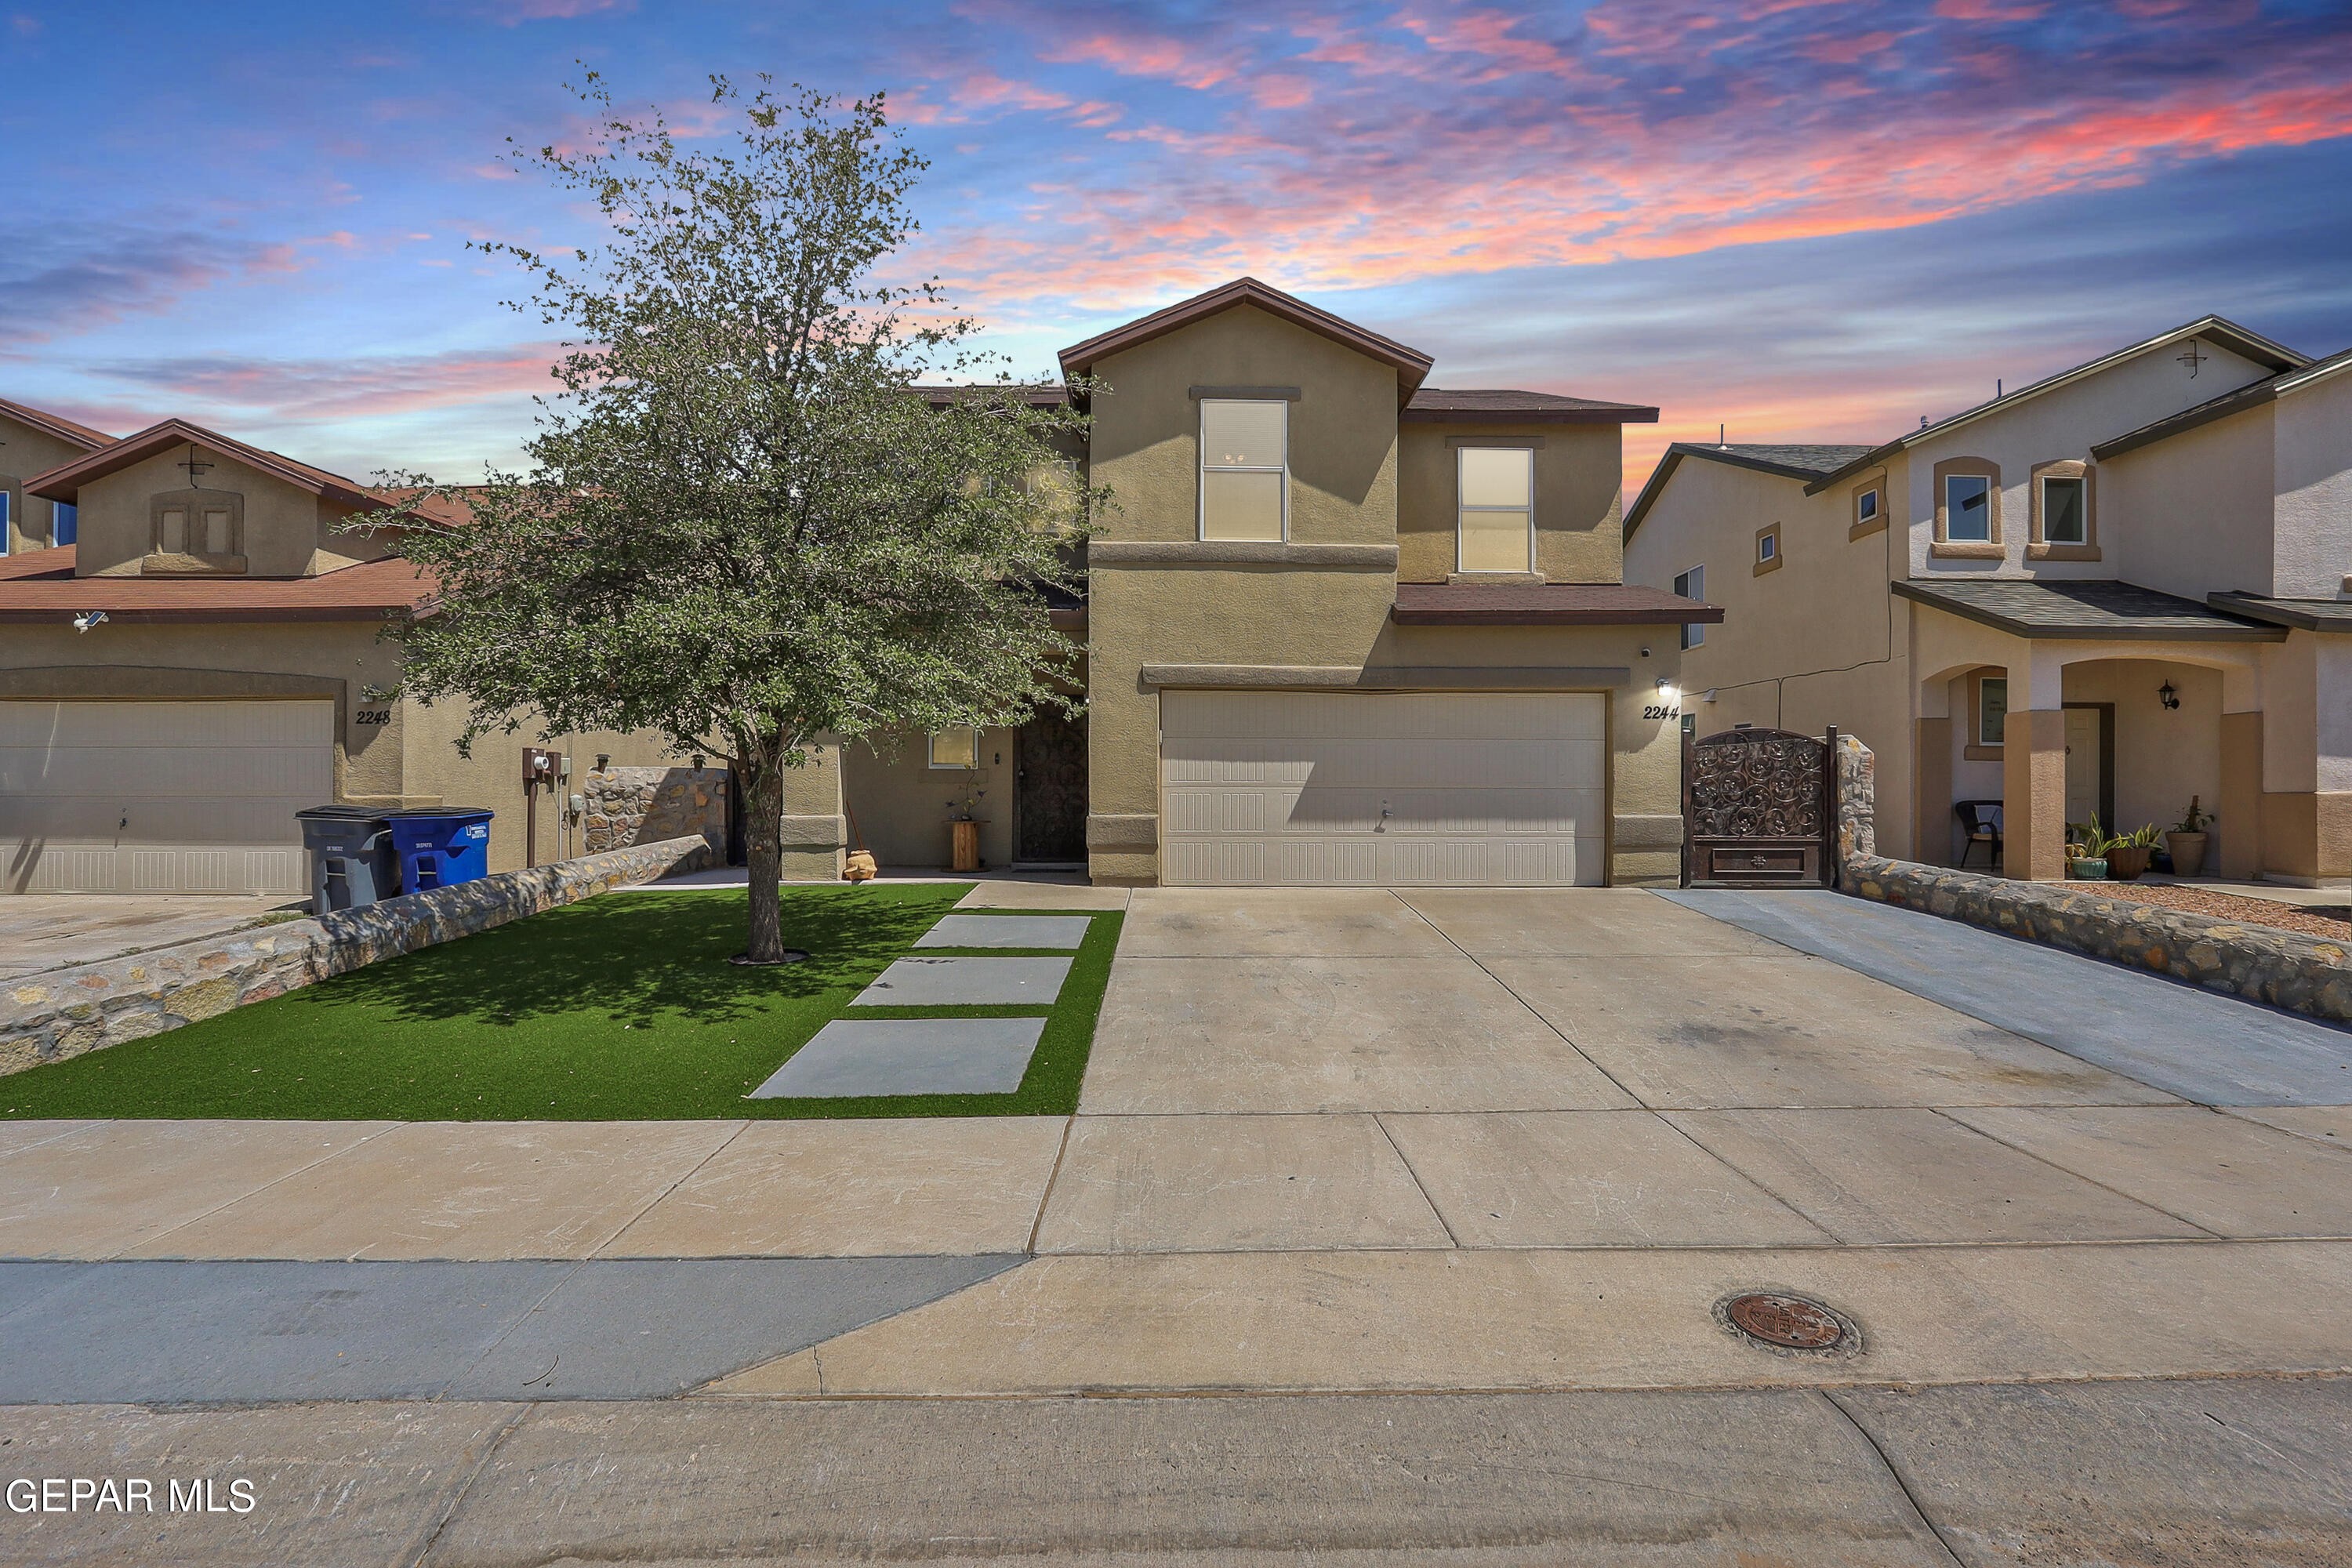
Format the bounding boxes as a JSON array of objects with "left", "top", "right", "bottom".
[
  {"left": 2106, "top": 822, "right": 2161, "bottom": 881},
  {"left": 2066, "top": 815, "right": 2109, "bottom": 880},
  {"left": 2166, "top": 796, "right": 2212, "bottom": 878}
]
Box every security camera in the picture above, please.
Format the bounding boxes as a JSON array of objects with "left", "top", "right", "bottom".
[{"left": 71, "top": 611, "right": 109, "bottom": 633}]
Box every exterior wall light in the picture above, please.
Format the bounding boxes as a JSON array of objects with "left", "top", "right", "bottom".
[{"left": 2158, "top": 680, "right": 2180, "bottom": 710}]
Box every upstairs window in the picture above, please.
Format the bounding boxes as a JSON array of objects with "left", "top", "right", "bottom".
[
  {"left": 2041, "top": 475, "right": 2085, "bottom": 544},
  {"left": 1944, "top": 474, "right": 1992, "bottom": 542},
  {"left": 53, "top": 500, "right": 77, "bottom": 547},
  {"left": 1857, "top": 487, "right": 1880, "bottom": 524},
  {"left": 1199, "top": 398, "right": 1286, "bottom": 542},
  {"left": 1673, "top": 564, "right": 1705, "bottom": 649},
  {"left": 1457, "top": 446, "right": 1534, "bottom": 572}
]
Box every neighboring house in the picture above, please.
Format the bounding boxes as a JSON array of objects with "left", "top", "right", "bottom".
[
  {"left": 1625, "top": 317, "right": 2352, "bottom": 887},
  {"left": 1, "top": 395, "right": 110, "bottom": 555},
  {"left": 819, "top": 277, "right": 1718, "bottom": 887},
  {"left": 0, "top": 411, "right": 677, "bottom": 895}
]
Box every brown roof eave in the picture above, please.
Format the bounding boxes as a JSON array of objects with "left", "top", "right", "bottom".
[
  {"left": 1399, "top": 405, "right": 1658, "bottom": 425},
  {"left": 1057, "top": 277, "right": 1435, "bottom": 396}
]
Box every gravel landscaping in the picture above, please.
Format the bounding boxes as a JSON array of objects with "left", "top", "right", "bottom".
[{"left": 2081, "top": 883, "right": 2352, "bottom": 942}]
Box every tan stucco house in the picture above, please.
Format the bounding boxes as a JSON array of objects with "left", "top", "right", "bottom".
[
  {"left": 829, "top": 278, "right": 1715, "bottom": 887},
  {"left": 1624, "top": 318, "right": 2352, "bottom": 887},
  {"left": 0, "top": 410, "right": 677, "bottom": 895},
  {"left": 5, "top": 277, "right": 1715, "bottom": 896}
]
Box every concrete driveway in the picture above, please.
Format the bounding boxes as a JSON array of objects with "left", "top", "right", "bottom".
[
  {"left": 0, "top": 893, "right": 301, "bottom": 980},
  {"left": 5, "top": 883, "right": 2351, "bottom": 1563}
]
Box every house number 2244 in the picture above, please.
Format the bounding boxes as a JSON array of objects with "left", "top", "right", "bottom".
[{"left": 1643, "top": 704, "right": 1680, "bottom": 720}]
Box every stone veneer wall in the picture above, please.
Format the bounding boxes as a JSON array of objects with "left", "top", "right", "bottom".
[
  {"left": 2, "top": 835, "right": 713, "bottom": 1075},
  {"left": 1830, "top": 735, "right": 2352, "bottom": 1023},
  {"left": 583, "top": 767, "right": 729, "bottom": 858}
]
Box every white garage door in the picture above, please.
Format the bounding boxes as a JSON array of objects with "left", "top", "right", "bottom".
[
  {"left": 1, "top": 700, "right": 333, "bottom": 895},
  {"left": 1160, "top": 690, "right": 1608, "bottom": 886}
]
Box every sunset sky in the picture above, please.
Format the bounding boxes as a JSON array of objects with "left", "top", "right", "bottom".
[{"left": 7, "top": 0, "right": 2351, "bottom": 497}]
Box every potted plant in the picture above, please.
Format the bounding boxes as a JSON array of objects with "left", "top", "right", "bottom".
[
  {"left": 2067, "top": 816, "right": 2109, "bottom": 880},
  {"left": 2106, "top": 823, "right": 2160, "bottom": 881},
  {"left": 2166, "top": 797, "right": 2212, "bottom": 878}
]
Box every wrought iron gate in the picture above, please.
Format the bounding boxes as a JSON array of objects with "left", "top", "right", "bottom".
[{"left": 1682, "top": 726, "right": 1836, "bottom": 888}]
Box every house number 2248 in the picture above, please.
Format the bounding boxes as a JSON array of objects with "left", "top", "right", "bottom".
[
  {"left": 1643, "top": 703, "right": 1680, "bottom": 720},
  {"left": 354, "top": 710, "right": 393, "bottom": 727}
]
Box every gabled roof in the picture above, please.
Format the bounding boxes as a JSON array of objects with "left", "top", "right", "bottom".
[
  {"left": 2092, "top": 340, "right": 2352, "bottom": 461},
  {"left": 1403, "top": 388, "right": 1658, "bottom": 424},
  {"left": 1800, "top": 315, "right": 2308, "bottom": 495},
  {"left": 1058, "top": 277, "right": 1436, "bottom": 397},
  {"left": 27, "top": 417, "right": 387, "bottom": 510},
  {"left": 0, "top": 394, "right": 114, "bottom": 452},
  {"left": 1624, "top": 442, "right": 1875, "bottom": 541}
]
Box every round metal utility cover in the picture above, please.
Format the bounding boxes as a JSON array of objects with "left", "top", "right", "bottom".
[{"left": 1725, "top": 1292, "right": 1847, "bottom": 1350}]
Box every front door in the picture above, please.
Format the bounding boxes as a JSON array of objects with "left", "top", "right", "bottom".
[
  {"left": 1015, "top": 707, "right": 1088, "bottom": 864},
  {"left": 2063, "top": 705, "right": 2109, "bottom": 832}
]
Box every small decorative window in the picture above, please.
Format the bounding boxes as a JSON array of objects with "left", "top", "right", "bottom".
[
  {"left": 1673, "top": 565, "right": 1705, "bottom": 649},
  {"left": 1457, "top": 446, "right": 1534, "bottom": 572},
  {"left": 1754, "top": 524, "right": 1781, "bottom": 574},
  {"left": 928, "top": 728, "right": 979, "bottom": 769},
  {"left": 1199, "top": 399, "right": 1286, "bottom": 542},
  {"left": 1857, "top": 488, "right": 1879, "bottom": 524},
  {"left": 146, "top": 487, "right": 246, "bottom": 572},
  {"left": 1979, "top": 677, "right": 2008, "bottom": 746},
  {"left": 1944, "top": 475, "right": 1992, "bottom": 542}
]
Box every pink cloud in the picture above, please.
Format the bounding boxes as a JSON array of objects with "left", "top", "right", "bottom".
[
  {"left": 1804, "top": 31, "right": 1902, "bottom": 64},
  {"left": 91, "top": 343, "right": 567, "bottom": 423}
]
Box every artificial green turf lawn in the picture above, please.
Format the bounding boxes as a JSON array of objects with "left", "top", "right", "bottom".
[{"left": 0, "top": 884, "right": 1123, "bottom": 1122}]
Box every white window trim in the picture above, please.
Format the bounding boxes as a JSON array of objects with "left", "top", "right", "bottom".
[
  {"left": 1944, "top": 474, "right": 1993, "bottom": 543},
  {"left": 1857, "top": 487, "right": 1880, "bottom": 522},
  {"left": 1197, "top": 398, "right": 1287, "bottom": 543},
  {"left": 927, "top": 728, "right": 980, "bottom": 769},
  {"left": 1757, "top": 532, "right": 1777, "bottom": 563},
  {"left": 1675, "top": 565, "right": 1705, "bottom": 648},
  {"left": 2039, "top": 474, "right": 2086, "bottom": 544},
  {"left": 1454, "top": 445, "right": 1534, "bottom": 574}
]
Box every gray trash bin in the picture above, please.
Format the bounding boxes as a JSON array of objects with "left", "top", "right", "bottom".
[{"left": 294, "top": 806, "right": 398, "bottom": 913}]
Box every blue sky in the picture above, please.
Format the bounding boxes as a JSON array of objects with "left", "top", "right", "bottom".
[{"left": 5, "top": 0, "right": 2351, "bottom": 493}]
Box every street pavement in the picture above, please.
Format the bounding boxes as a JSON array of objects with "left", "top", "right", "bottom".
[{"left": 3, "top": 883, "right": 2349, "bottom": 1563}]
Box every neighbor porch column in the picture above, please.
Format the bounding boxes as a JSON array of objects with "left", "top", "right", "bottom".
[
  {"left": 2220, "top": 679, "right": 2263, "bottom": 880},
  {"left": 2002, "top": 653, "right": 2067, "bottom": 881},
  {"left": 779, "top": 737, "right": 847, "bottom": 883},
  {"left": 1914, "top": 678, "right": 1954, "bottom": 867}
]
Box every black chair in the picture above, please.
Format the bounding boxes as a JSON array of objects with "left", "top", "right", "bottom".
[{"left": 1955, "top": 800, "right": 2002, "bottom": 870}]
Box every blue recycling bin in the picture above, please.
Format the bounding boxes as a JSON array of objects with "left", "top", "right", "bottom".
[
  {"left": 294, "top": 806, "right": 398, "bottom": 913},
  {"left": 387, "top": 808, "right": 495, "bottom": 893}
]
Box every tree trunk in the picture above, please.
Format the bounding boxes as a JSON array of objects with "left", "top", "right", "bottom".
[{"left": 741, "top": 747, "right": 789, "bottom": 964}]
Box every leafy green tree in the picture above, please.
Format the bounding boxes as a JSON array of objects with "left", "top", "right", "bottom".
[{"left": 374, "top": 74, "right": 1093, "bottom": 963}]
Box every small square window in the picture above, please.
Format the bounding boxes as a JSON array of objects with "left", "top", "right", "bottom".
[
  {"left": 928, "top": 728, "right": 978, "bottom": 769},
  {"left": 1857, "top": 488, "right": 1879, "bottom": 523},
  {"left": 1945, "top": 475, "right": 1992, "bottom": 542},
  {"left": 1979, "top": 677, "right": 2008, "bottom": 746},
  {"left": 2042, "top": 476, "right": 2085, "bottom": 544},
  {"left": 1758, "top": 532, "right": 1777, "bottom": 563}
]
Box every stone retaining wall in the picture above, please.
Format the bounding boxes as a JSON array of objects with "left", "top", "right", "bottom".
[
  {"left": 2, "top": 835, "right": 713, "bottom": 1076},
  {"left": 1828, "top": 737, "right": 2352, "bottom": 1024},
  {"left": 583, "top": 767, "right": 728, "bottom": 858}
]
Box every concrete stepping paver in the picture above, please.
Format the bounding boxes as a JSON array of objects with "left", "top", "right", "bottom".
[
  {"left": 752, "top": 1018, "right": 1047, "bottom": 1098},
  {"left": 851, "top": 955, "right": 1072, "bottom": 1007},
  {"left": 603, "top": 1117, "right": 1066, "bottom": 1258},
  {"left": 1033, "top": 1113, "right": 1452, "bottom": 1254},
  {"left": 914, "top": 913, "right": 1092, "bottom": 949}
]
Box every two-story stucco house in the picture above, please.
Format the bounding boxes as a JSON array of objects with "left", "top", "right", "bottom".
[
  {"left": 1624, "top": 318, "right": 2352, "bottom": 887},
  {"left": 825, "top": 277, "right": 1719, "bottom": 887},
  {"left": 0, "top": 412, "right": 678, "bottom": 895}
]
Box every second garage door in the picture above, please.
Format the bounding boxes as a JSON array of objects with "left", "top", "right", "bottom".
[
  {"left": 1159, "top": 690, "right": 1607, "bottom": 886},
  {"left": 0, "top": 699, "right": 332, "bottom": 896}
]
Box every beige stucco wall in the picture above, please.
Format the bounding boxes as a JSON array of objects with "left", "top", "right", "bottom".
[
  {"left": 1396, "top": 423, "right": 1622, "bottom": 583},
  {"left": 1, "top": 411, "right": 101, "bottom": 555},
  {"left": 2059, "top": 659, "right": 2224, "bottom": 838},
  {"left": 2274, "top": 367, "right": 2352, "bottom": 601},
  {"left": 844, "top": 728, "right": 1017, "bottom": 870},
  {"left": 2097, "top": 401, "right": 2275, "bottom": 603},
  {"left": 69, "top": 448, "right": 355, "bottom": 579},
  {"left": 1087, "top": 303, "right": 1399, "bottom": 546}
]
